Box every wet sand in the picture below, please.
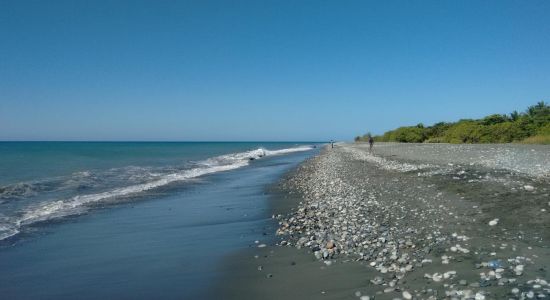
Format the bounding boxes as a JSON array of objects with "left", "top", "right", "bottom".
[
  {"left": 219, "top": 143, "right": 550, "bottom": 300},
  {"left": 0, "top": 147, "right": 318, "bottom": 300}
]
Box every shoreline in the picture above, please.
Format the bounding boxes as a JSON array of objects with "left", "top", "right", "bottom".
[
  {"left": 0, "top": 144, "right": 318, "bottom": 299},
  {"left": 215, "top": 147, "right": 377, "bottom": 299},
  {"left": 219, "top": 143, "right": 550, "bottom": 300}
]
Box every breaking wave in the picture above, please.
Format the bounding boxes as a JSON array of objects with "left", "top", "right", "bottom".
[{"left": 0, "top": 146, "right": 313, "bottom": 241}]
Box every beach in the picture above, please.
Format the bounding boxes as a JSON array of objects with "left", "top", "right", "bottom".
[
  {"left": 3, "top": 0, "right": 549, "bottom": 298},
  {"left": 0, "top": 142, "right": 318, "bottom": 299},
  {"left": 221, "top": 143, "right": 550, "bottom": 300},
  {"left": 1, "top": 142, "right": 549, "bottom": 299}
]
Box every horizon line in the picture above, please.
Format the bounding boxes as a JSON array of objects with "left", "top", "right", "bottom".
[{"left": 0, "top": 140, "right": 329, "bottom": 143}]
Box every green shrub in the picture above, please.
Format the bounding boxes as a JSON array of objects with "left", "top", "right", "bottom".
[
  {"left": 538, "top": 123, "right": 550, "bottom": 135},
  {"left": 361, "top": 101, "right": 549, "bottom": 144},
  {"left": 443, "top": 121, "right": 482, "bottom": 143}
]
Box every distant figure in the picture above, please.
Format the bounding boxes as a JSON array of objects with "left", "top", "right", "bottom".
[
  {"left": 330, "top": 140, "right": 334, "bottom": 148},
  {"left": 368, "top": 136, "right": 374, "bottom": 152}
]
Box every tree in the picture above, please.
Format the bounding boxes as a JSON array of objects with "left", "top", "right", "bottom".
[
  {"left": 510, "top": 110, "right": 520, "bottom": 121},
  {"left": 481, "top": 114, "right": 508, "bottom": 125},
  {"left": 363, "top": 101, "right": 549, "bottom": 144}
]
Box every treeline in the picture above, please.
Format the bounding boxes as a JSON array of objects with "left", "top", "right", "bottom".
[{"left": 355, "top": 102, "right": 550, "bottom": 144}]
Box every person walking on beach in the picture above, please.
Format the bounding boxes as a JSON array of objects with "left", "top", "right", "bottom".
[
  {"left": 330, "top": 140, "right": 334, "bottom": 148},
  {"left": 368, "top": 136, "right": 374, "bottom": 152}
]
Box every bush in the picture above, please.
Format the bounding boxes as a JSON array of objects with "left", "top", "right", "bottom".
[
  {"left": 538, "top": 123, "right": 550, "bottom": 135},
  {"left": 478, "top": 122, "right": 525, "bottom": 143},
  {"left": 360, "top": 101, "right": 549, "bottom": 144},
  {"left": 443, "top": 121, "right": 482, "bottom": 143},
  {"left": 481, "top": 114, "right": 509, "bottom": 125}
]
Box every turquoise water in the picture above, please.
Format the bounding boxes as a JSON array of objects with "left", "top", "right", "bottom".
[
  {"left": 0, "top": 142, "right": 316, "bottom": 241},
  {"left": 0, "top": 142, "right": 318, "bottom": 299}
]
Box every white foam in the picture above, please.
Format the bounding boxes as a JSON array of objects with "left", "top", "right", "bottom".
[
  {"left": 2, "top": 145, "right": 314, "bottom": 241},
  {"left": 265, "top": 146, "right": 314, "bottom": 156},
  {"left": 0, "top": 224, "right": 19, "bottom": 241}
]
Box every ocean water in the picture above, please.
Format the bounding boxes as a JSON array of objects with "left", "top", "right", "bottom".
[
  {"left": 0, "top": 142, "right": 316, "bottom": 241},
  {"left": 0, "top": 142, "right": 318, "bottom": 299}
]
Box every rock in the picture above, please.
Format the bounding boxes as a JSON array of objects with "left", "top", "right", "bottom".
[
  {"left": 370, "top": 276, "right": 384, "bottom": 285},
  {"left": 432, "top": 273, "right": 443, "bottom": 282},
  {"left": 524, "top": 185, "right": 535, "bottom": 191},
  {"left": 515, "top": 265, "right": 524, "bottom": 273},
  {"left": 475, "top": 292, "right": 485, "bottom": 300},
  {"left": 272, "top": 143, "right": 549, "bottom": 299},
  {"left": 314, "top": 251, "right": 322, "bottom": 260},
  {"left": 443, "top": 271, "right": 456, "bottom": 279}
]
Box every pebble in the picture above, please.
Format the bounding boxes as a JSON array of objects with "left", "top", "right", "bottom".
[{"left": 273, "top": 144, "right": 550, "bottom": 300}]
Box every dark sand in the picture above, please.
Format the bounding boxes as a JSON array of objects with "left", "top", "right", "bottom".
[
  {"left": 217, "top": 143, "right": 550, "bottom": 300},
  {"left": 215, "top": 154, "right": 379, "bottom": 299}
]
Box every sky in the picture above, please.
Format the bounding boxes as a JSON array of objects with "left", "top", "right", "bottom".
[{"left": 1, "top": 0, "right": 549, "bottom": 141}]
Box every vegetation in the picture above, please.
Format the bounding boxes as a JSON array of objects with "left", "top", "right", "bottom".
[{"left": 356, "top": 101, "right": 550, "bottom": 144}]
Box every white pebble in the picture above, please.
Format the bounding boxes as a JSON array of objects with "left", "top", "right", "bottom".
[{"left": 524, "top": 185, "right": 535, "bottom": 191}]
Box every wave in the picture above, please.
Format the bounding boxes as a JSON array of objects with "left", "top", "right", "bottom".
[
  {"left": 0, "top": 145, "right": 313, "bottom": 241},
  {"left": 0, "top": 182, "right": 40, "bottom": 199}
]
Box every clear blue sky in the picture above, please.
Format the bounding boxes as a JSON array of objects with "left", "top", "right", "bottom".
[{"left": 1, "top": 0, "right": 549, "bottom": 141}]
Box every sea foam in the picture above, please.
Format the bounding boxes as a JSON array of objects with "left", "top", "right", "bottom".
[{"left": 0, "top": 145, "right": 313, "bottom": 241}]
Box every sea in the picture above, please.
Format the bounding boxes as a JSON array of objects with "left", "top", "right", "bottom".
[{"left": 0, "top": 142, "right": 319, "bottom": 299}]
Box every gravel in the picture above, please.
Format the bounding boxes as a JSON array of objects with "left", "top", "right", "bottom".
[{"left": 274, "top": 143, "right": 550, "bottom": 300}]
